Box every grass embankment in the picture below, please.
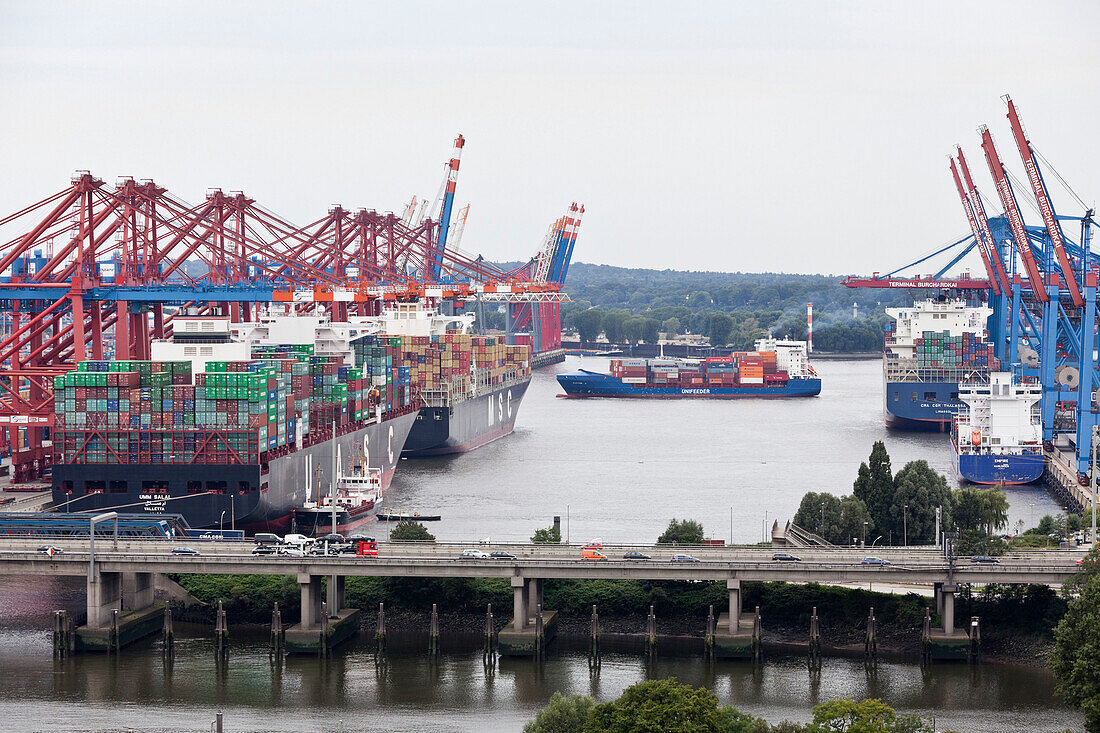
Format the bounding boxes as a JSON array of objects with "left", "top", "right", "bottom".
[{"left": 168, "top": 575, "right": 1061, "bottom": 636}]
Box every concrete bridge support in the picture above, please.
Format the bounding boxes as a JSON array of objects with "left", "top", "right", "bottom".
[
  {"left": 500, "top": 577, "right": 557, "bottom": 656},
  {"left": 712, "top": 580, "right": 761, "bottom": 660},
  {"left": 926, "top": 583, "right": 975, "bottom": 662},
  {"left": 285, "top": 573, "right": 360, "bottom": 654},
  {"left": 76, "top": 571, "right": 163, "bottom": 652}
]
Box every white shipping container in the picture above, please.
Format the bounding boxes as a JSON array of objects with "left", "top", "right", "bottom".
[
  {"left": 621, "top": 359, "right": 647, "bottom": 367},
  {"left": 621, "top": 377, "right": 647, "bottom": 384},
  {"left": 740, "top": 377, "right": 764, "bottom": 385}
]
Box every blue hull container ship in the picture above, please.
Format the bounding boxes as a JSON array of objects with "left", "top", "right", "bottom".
[
  {"left": 558, "top": 339, "right": 821, "bottom": 398},
  {"left": 952, "top": 372, "right": 1044, "bottom": 485},
  {"left": 883, "top": 299, "right": 997, "bottom": 431}
]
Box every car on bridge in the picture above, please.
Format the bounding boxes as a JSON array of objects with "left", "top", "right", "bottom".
[
  {"left": 171, "top": 547, "right": 200, "bottom": 556},
  {"left": 583, "top": 539, "right": 603, "bottom": 550},
  {"left": 37, "top": 545, "right": 62, "bottom": 556},
  {"left": 671, "top": 554, "right": 700, "bottom": 563},
  {"left": 860, "top": 556, "right": 890, "bottom": 566},
  {"left": 459, "top": 549, "right": 492, "bottom": 560},
  {"left": 277, "top": 546, "right": 306, "bottom": 558},
  {"left": 582, "top": 548, "right": 608, "bottom": 561},
  {"left": 623, "top": 551, "right": 651, "bottom": 560},
  {"left": 490, "top": 551, "right": 517, "bottom": 560},
  {"left": 970, "top": 555, "right": 999, "bottom": 564},
  {"left": 251, "top": 545, "right": 279, "bottom": 556},
  {"left": 771, "top": 552, "right": 801, "bottom": 562}
]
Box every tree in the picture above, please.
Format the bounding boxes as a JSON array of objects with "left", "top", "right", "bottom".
[
  {"left": 523, "top": 691, "right": 595, "bottom": 733},
  {"left": 585, "top": 678, "right": 725, "bottom": 732},
  {"left": 531, "top": 524, "right": 562, "bottom": 544},
  {"left": 573, "top": 309, "right": 604, "bottom": 344},
  {"left": 389, "top": 520, "right": 435, "bottom": 542},
  {"left": 657, "top": 518, "right": 705, "bottom": 545},
  {"left": 852, "top": 442, "right": 894, "bottom": 540},
  {"left": 641, "top": 318, "right": 661, "bottom": 344},
  {"left": 809, "top": 698, "right": 932, "bottom": 732},
  {"left": 1052, "top": 575, "right": 1100, "bottom": 732},
  {"left": 661, "top": 317, "right": 681, "bottom": 338},
  {"left": 623, "top": 316, "right": 647, "bottom": 344},
  {"left": 953, "top": 486, "right": 1009, "bottom": 535},
  {"left": 709, "top": 313, "right": 734, "bottom": 346},
  {"left": 890, "top": 460, "right": 953, "bottom": 545},
  {"left": 602, "top": 310, "right": 628, "bottom": 344},
  {"left": 793, "top": 491, "right": 873, "bottom": 546}
]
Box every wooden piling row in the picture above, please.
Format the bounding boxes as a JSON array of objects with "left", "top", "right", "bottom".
[
  {"left": 53, "top": 610, "right": 74, "bottom": 657},
  {"left": 808, "top": 606, "right": 821, "bottom": 666},
  {"left": 214, "top": 600, "right": 228, "bottom": 660},
  {"left": 428, "top": 603, "right": 440, "bottom": 658},
  {"left": 865, "top": 607, "right": 876, "bottom": 664}
]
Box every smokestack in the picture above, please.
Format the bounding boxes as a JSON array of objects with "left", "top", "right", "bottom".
[{"left": 807, "top": 303, "right": 813, "bottom": 353}]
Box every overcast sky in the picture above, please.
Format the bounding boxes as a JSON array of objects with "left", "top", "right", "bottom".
[{"left": 2, "top": 1, "right": 1098, "bottom": 277}]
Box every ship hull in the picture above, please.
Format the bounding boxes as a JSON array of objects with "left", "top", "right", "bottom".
[
  {"left": 952, "top": 449, "right": 1045, "bottom": 485},
  {"left": 556, "top": 370, "right": 820, "bottom": 398},
  {"left": 51, "top": 410, "right": 418, "bottom": 533},
  {"left": 403, "top": 379, "right": 530, "bottom": 456},
  {"left": 883, "top": 379, "right": 963, "bottom": 431},
  {"left": 292, "top": 503, "right": 379, "bottom": 536}
]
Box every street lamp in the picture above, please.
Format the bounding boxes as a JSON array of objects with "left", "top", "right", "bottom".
[
  {"left": 862, "top": 521, "right": 868, "bottom": 547},
  {"left": 219, "top": 510, "right": 226, "bottom": 532},
  {"left": 820, "top": 502, "right": 825, "bottom": 537},
  {"left": 903, "top": 505, "right": 908, "bottom": 546}
]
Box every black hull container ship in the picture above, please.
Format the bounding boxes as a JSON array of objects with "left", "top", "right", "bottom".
[{"left": 52, "top": 314, "right": 418, "bottom": 532}]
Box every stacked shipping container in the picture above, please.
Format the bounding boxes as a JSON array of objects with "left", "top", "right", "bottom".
[
  {"left": 608, "top": 352, "right": 789, "bottom": 389},
  {"left": 913, "top": 330, "right": 999, "bottom": 370}
]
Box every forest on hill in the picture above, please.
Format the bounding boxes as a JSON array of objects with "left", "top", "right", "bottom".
[{"left": 486, "top": 263, "right": 911, "bottom": 351}]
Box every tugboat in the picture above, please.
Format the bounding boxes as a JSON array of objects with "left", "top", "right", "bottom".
[{"left": 292, "top": 443, "right": 384, "bottom": 536}]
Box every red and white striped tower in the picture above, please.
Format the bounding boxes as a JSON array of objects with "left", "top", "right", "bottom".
[{"left": 807, "top": 303, "right": 813, "bottom": 353}]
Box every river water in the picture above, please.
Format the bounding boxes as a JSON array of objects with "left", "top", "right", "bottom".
[
  {"left": 388, "top": 357, "right": 1063, "bottom": 544},
  {"left": 0, "top": 358, "right": 1080, "bottom": 731}
]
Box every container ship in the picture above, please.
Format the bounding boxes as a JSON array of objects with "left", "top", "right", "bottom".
[
  {"left": 51, "top": 314, "right": 418, "bottom": 532},
  {"left": 952, "top": 372, "right": 1043, "bottom": 485},
  {"left": 556, "top": 339, "right": 820, "bottom": 398},
  {"left": 883, "top": 299, "right": 997, "bottom": 430},
  {"left": 379, "top": 302, "right": 532, "bottom": 456}
]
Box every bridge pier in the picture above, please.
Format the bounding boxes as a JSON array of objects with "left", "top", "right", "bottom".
[
  {"left": 499, "top": 577, "right": 557, "bottom": 656},
  {"left": 925, "top": 583, "right": 977, "bottom": 662},
  {"left": 711, "top": 580, "right": 761, "bottom": 659},
  {"left": 76, "top": 571, "right": 164, "bottom": 652},
  {"left": 285, "top": 573, "right": 360, "bottom": 654}
]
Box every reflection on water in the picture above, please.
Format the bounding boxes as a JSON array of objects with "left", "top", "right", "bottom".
[{"left": 0, "top": 577, "right": 1080, "bottom": 733}]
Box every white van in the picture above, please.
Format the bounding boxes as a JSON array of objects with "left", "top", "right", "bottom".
[{"left": 282, "top": 533, "right": 313, "bottom": 549}]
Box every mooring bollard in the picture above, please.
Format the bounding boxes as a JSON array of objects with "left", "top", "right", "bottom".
[
  {"left": 809, "top": 606, "right": 821, "bottom": 665},
  {"left": 968, "top": 616, "right": 981, "bottom": 664},
  {"left": 752, "top": 606, "right": 762, "bottom": 663},
  {"left": 110, "top": 609, "right": 120, "bottom": 655},
  {"left": 535, "top": 604, "right": 545, "bottom": 657},
  {"left": 921, "top": 608, "right": 931, "bottom": 665},
  {"left": 215, "top": 600, "right": 228, "bottom": 660},
  {"left": 704, "top": 605, "right": 715, "bottom": 658},
  {"left": 163, "top": 606, "right": 174, "bottom": 654},
  {"left": 428, "top": 603, "right": 440, "bottom": 658},
  {"left": 589, "top": 605, "right": 601, "bottom": 664},
  {"left": 375, "top": 602, "right": 387, "bottom": 655},
  {"left": 483, "top": 603, "right": 494, "bottom": 656},
  {"left": 865, "top": 607, "right": 877, "bottom": 663},
  {"left": 269, "top": 602, "right": 282, "bottom": 654},
  {"left": 645, "top": 605, "right": 657, "bottom": 658}
]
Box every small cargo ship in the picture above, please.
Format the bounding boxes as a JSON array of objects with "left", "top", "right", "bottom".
[
  {"left": 884, "top": 298, "right": 997, "bottom": 430},
  {"left": 376, "top": 510, "right": 442, "bottom": 522},
  {"left": 952, "top": 371, "right": 1044, "bottom": 485},
  {"left": 557, "top": 339, "right": 820, "bottom": 398}
]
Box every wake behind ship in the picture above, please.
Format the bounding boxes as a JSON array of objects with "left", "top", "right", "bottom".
[
  {"left": 557, "top": 339, "right": 820, "bottom": 398},
  {"left": 883, "top": 299, "right": 997, "bottom": 431}
]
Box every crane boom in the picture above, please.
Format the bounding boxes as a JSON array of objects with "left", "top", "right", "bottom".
[
  {"left": 979, "top": 125, "right": 1049, "bottom": 302},
  {"left": 1004, "top": 95, "right": 1083, "bottom": 306},
  {"left": 957, "top": 147, "right": 1011, "bottom": 294},
  {"left": 949, "top": 157, "right": 1001, "bottom": 296}
]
